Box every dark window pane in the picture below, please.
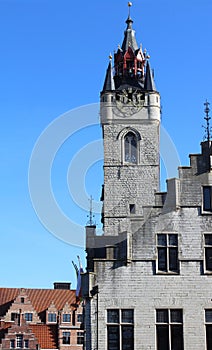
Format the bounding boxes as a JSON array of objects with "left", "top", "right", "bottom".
[
  {"left": 169, "top": 234, "right": 178, "bottom": 246},
  {"left": 122, "top": 325, "right": 134, "bottom": 350},
  {"left": 171, "top": 325, "right": 184, "bottom": 350},
  {"left": 169, "top": 248, "right": 178, "bottom": 272},
  {"left": 107, "top": 310, "right": 119, "bottom": 324},
  {"left": 77, "top": 332, "right": 84, "bottom": 345},
  {"left": 205, "top": 235, "right": 212, "bottom": 246},
  {"left": 171, "top": 310, "right": 183, "bottom": 323},
  {"left": 158, "top": 234, "right": 167, "bottom": 246},
  {"left": 205, "top": 310, "right": 212, "bottom": 323},
  {"left": 206, "top": 325, "right": 212, "bottom": 350},
  {"left": 11, "top": 313, "right": 19, "bottom": 322},
  {"left": 108, "top": 326, "right": 119, "bottom": 350},
  {"left": 129, "top": 204, "right": 135, "bottom": 214},
  {"left": 10, "top": 340, "right": 15, "bottom": 349},
  {"left": 205, "top": 248, "right": 212, "bottom": 271},
  {"left": 158, "top": 248, "right": 167, "bottom": 271},
  {"left": 62, "top": 332, "right": 70, "bottom": 345},
  {"left": 157, "top": 325, "right": 169, "bottom": 350},
  {"left": 156, "top": 310, "right": 168, "bottom": 323},
  {"left": 125, "top": 135, "right": 130, "bottom": 162},
  {"left": 121, "top": 310, "right": 134, "bottom": 323},
  {"left": 203, "top": 187, "right": 212, "bottom": 211}
]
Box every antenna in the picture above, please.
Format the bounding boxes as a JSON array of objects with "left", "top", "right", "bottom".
[
  {"left": 203, "top": 100, "right": 211, "bottom": 142},
  {"left": 87, "top": 195, "right": 96, "bottom": 226}
]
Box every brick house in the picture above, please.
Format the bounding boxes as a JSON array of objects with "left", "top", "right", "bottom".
[{"left": 0, "top": 284, "right": 84, "bottom": 350}]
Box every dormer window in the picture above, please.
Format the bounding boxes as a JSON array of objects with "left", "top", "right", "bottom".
[
  {"left": 124, "top": 132, "right": 137, "bottom": 164},
  {"left": 63, "top": 313, "right": 71, "bottom": 323},
  {"left": 48, "top": 313, "right": 57, "bottom": 323}
]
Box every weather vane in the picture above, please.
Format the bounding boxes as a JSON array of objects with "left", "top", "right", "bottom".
[
  {"left": 87, "top": 195, "right": 95, "bottom": 226},
  {"left": 203, "top": 100, "right": 212, "bottom": 142}
]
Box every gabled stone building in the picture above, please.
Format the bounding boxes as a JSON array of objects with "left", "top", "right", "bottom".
[
  {"left": 82, "top": 5, "right": 212, "bottom": 350},
  {"left": 0, "top": 284, "right": 84, "bottom": 350}
]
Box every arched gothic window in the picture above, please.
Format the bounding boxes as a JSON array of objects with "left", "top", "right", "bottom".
[{"left": 124, "top": 132, "right": 137, "bottom": 164}]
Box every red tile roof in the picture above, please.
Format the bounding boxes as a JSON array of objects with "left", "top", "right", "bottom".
[
  {"left": 0, "top": 288, "right": 77, "bottom": 316},
  {"left": 30, "top": 324, "right": 58, "bottom": 349}
]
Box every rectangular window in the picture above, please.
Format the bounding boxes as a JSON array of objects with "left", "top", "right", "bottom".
[
  {"left": 205, "top": 310, "right": 212, "bottom": 349},
  {"left": 10, "top": 340, "right": 15, "bottom": 349},
  {"left": 77, "top": 332, "right": 84, "bottom": 345},
  {"left": 157, "top": 234, "right": 179, "bottom": 273},
  {"left": 25, "top": 313, "right": 33, "bottom": 322},
  {"left": 204, "top": 234, "right": 212, "bottom": 272},
  {"left": 203, "top": 186, "right": 212, "bottom": 212},
  {"left": 16, "top": 335, "right": 23, "bottom": 349},
  {"left": 24, "top": 340, "right": 29, "bottom": 349},
  {"left": 21, "top": 297, "right": 24, "bottom": 304},
  {"left": 107, "top": 309, "right": 134, "bottom": 350},
  {"left": 129, "top": 204, "right": 136, "bottom": 214},
  {"left": 62, "top": 313, "right": 71, "bottom": 323},
  {"left": 48, "top": 313, "right": 57, "bottom": 323},
  {"left": 156, "top": 309, "right": 184, "bottom": 350},
  {"left": 62, "top": 331, "right": 70, "bottom": 345},
  {"left": 77, "top": 314, "right": 83, "bottom": 323},
  {"left": 11, "top": 312, "right": 19, "bottom": 322}
]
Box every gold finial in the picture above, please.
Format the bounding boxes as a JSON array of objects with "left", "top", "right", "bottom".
[
  {"left": 128, "top": 2, "right": 132, "bottom": 7},
  {"left": 109, "top": 53, "right": 113, "bottom": 60}
]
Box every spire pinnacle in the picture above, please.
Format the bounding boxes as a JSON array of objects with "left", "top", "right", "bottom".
[
  {"left": 87, "top": 195, "right": 96, "bottom": 226},
  {"left": 128, "top": 2, "right": 132, "bottom": 16},
  {"left": 203, "top": 100, "right": 211, "bottom": 142}
]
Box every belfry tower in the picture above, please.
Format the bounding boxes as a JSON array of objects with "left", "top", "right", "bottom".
[{"left": 100, "top": 5, "right": 161, "bottom": 236}]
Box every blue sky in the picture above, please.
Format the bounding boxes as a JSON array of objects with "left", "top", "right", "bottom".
[{"left": 1, "top": 0, "right": 212, "bottom": 288}]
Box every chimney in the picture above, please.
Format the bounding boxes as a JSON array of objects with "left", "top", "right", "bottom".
[{"left": 53, "top": 282, "right": 71, "bottom": 290}]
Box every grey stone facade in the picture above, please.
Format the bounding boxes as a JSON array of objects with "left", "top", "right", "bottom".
[{"left": 82, "top": 9, "right": 212, "bottom": 350}]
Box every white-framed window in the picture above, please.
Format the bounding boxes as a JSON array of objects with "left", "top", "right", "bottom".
[
  {"left": 77, "top": 332, "right": 84, "bottom": 345},
  {"left": 16, "top": 335, "right": 23, "bottom": 349},
  {"left": 203, "top": 186, "right": 212, "bottom": 212},
  {"left": 157, "top": 234, "right": 179, "bottom": 273},
  {"left": 107, "top": 309, "right": 134, "bottom": 350},
  {"left": 205, "top": 309, "right": 212, "bottom": 349},
  {"left": 156, "top": 309, "right": 184, "bottom": 350},
  {"left": 204, "top": 234, "right": 212, "bottom": 272},
  {"left": 62, "top": 331, "right": 70, "bottom": 345},
  {"left": 62, "top": 313, "right": 71, "bottom": 323},
  {"left": 24, "top": 340, "right": 29, "bottom": 349},
  {"left": 25, "top": 313, "right": 33, "bottom": 322},
  {"left": 48, "top": 313, "right": 57, "bottom": 323},
  {"left": 124, "top": 132, "right": 137, "bottom": 164}
]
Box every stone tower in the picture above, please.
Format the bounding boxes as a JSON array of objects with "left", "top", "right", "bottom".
[{"left": 100, "top": 11, "right": 160, "bottom": 236}]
